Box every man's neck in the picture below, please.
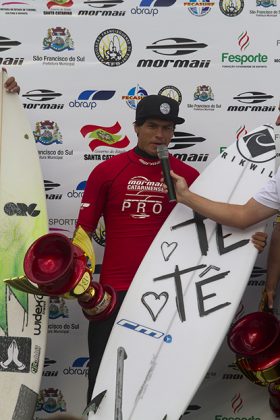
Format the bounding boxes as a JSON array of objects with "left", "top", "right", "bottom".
[{"left": 134, "top": 145, "right": 158, "bottom": 160}]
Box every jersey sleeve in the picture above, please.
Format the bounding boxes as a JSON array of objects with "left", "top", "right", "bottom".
[
  {"left": 76, "top": 163, "right": 111, "bottom": 234},
  {"left": 254, "top": 170, "right": 280, "bottom": 211}
]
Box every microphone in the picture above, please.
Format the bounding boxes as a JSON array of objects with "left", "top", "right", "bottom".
[{"left": 157, "top": 144, "right": 177, "bottom": 202}]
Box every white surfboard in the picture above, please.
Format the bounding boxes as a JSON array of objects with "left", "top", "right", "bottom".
[
  {"left": 0, "top": 71, "right": 49, "bottom": 420},
  {"left": 88, "top": 125, "right": 275, "bottom": 420}
]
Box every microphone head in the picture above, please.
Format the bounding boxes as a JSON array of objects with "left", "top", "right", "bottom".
[{"left": 157, "top": 144, "right": 169, "bottom": 159}]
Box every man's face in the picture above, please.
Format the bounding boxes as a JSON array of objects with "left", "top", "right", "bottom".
[{"left": 134, "top": 118, "right": 175, "bottom": 157}]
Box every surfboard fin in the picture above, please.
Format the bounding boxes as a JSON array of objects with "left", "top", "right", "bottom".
[
  {"left": 72, "top": 225, "right": 96, "bottom": 270},
  {"left": 4, "top": 276, "right": 49, "bottom": 296},
  {"left": 82, "top": 390, "right": 107, "bottom": 416}
]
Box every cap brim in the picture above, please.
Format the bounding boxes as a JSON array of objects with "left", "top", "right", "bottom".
[{"left": 135, "top": 115, "right": 185, "bottom": 125}]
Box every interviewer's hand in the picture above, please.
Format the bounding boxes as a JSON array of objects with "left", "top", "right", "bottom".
[
  {"left": 251, "top": 231, "right": 267, "bottom": 253},
  {"left": 162, "top": 170, "right": 190, "bottom": 203}
]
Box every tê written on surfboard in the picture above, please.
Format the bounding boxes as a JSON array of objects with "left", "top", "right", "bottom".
[{"left": 87, "top": 124, "right": 275, "bottom": 420}]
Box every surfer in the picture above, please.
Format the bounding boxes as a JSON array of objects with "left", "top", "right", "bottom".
[
  {"left": 75, "top": 94, "right": 268, "bottom": 405},
  {"left": 163, "top": 113, "right": 280, "bottom": 311}
]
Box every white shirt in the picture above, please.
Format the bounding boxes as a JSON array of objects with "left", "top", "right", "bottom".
[{"left": 254, "top": 167, "right": 280, "bottom": 210}]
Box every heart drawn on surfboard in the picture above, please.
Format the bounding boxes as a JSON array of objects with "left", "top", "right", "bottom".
[
  {"left": 161, "top": 241, "right": 178, "bottom": 261},
  {"left": 141, "top": 292, "right": 169, "bottom": 321}
]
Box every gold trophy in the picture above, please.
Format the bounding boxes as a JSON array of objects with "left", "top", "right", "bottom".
[{"left": 5, "top": 226, "right": 116, "bottom": 320}]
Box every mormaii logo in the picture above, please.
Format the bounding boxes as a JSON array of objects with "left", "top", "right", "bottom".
[
  {"left": 78, "top": 0, "right": 125, "bottom": 16},
  {"left": 227, "top": 91, "right": 275, "bottom": 112},
  {"left": 81, "top": 122, "right": 130, "bottom": 151},
  {"left": 22, "top": 89, "right": 64, "bottom": 110},
  {"left": 137, "top": 37, "right": 210, "bottom": 68},
  {"left": 0, "top": 36, "right": 23, "bottom": 66}
]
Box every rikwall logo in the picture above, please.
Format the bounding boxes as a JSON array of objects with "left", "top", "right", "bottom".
[
  {"left": 122, "top": 84, "right": 148, "bottom": 109},
  {"left": 221, "top": 31, "right": 268, "bottom": 68},
  {"left": 0, "top": 36, "right": 23, "bottom": 66},
  {"left": 237, "top": 127, "right": 275, "bottom": 163},
  {"left": 81, "top": 122, "right": 130, "bottom": 159},
  {"left": 184, "top": 0, "right": 215, "bottom": 16},
  {"left": 94, "top": 28, "right": 132, "bottom": 67},
  {"left": 219, "top": 0, "right": 244, "bottom": 16},
  {"left": 137, "top": 37, "right": 210, "bottom": 68}
]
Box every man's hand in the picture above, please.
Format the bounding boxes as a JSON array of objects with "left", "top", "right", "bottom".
[
  {"left": 251, "top": 231, "right": 267, "bottom": 253},
  {"left": 2, "top": 68, "right": 20, "bottom": 93}
]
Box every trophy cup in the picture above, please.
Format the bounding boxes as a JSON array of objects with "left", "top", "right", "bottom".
[{"left": 5, "top": 226, "right": 116, "bottom": 320}]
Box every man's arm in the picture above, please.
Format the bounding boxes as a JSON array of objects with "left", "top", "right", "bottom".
[{"left": 168, "top": 170, "right": 278, "bottom": 229}]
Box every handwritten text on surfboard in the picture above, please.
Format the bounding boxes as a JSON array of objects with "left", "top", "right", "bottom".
[{"left": 153, "top": 212, "right": 250, "bottom": 322}]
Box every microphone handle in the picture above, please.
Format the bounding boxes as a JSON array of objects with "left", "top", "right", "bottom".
[{"left": 161, "top": 158, "right": 177, "bottom": 202}]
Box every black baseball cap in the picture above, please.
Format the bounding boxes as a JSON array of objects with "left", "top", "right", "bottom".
[{"left": 135, "top": 94, "right": 185, "bottom": 125}]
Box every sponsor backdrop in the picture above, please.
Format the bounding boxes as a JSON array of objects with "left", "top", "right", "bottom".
[{"left": 1, "top": 0, "right": 280, "bottom": 419}]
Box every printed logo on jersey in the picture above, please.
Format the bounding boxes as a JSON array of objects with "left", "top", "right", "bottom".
[
  {"left": 131, "top": 0, "right": 176, "bottom": 16},
  {"left": 158, "top": 85, "right": 182, "bottom": 104},
  {"left": 137, "top": 37, "right": 210, "bottom": 69},
  {"left": 184, "top": 0, "right": 215, "bottom": 16},
  {"left": 122, "top": 84, "right": 148, "bottom": 109},
  {"left": 122, "top": 176, "right": 166, "bottom": 219},
  {"left": 219, "top": 0, "right": 244, "bottom": 16},
  {"left": 221, "top": 31, "right": 268, "bottom": 68},
  {"left": 94, "top": 29, "right": 132, "bottom": 67},
  {"left": 49, "top": 297, "right": 69, "bottom": 319},
  {"left": 81, "top": 122, "right": 130, "bottom": 152},
  {"left": 69, "top": 90, "right": 115, "bottom": 110},
  {"left": 36, "top": 388, "right": 67, "bottom": 413},
  {"left": 22, "top": 89, "right": 64, "bottom": 110},
  {"left": 237, "top": 127, "right": 275, "bottom": 163},
  {"left": 227, "top": 91, "right": 275, "bottom": 112},
  {"left": 0, "top": 36, "right": 23, "bottom": 66}
]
